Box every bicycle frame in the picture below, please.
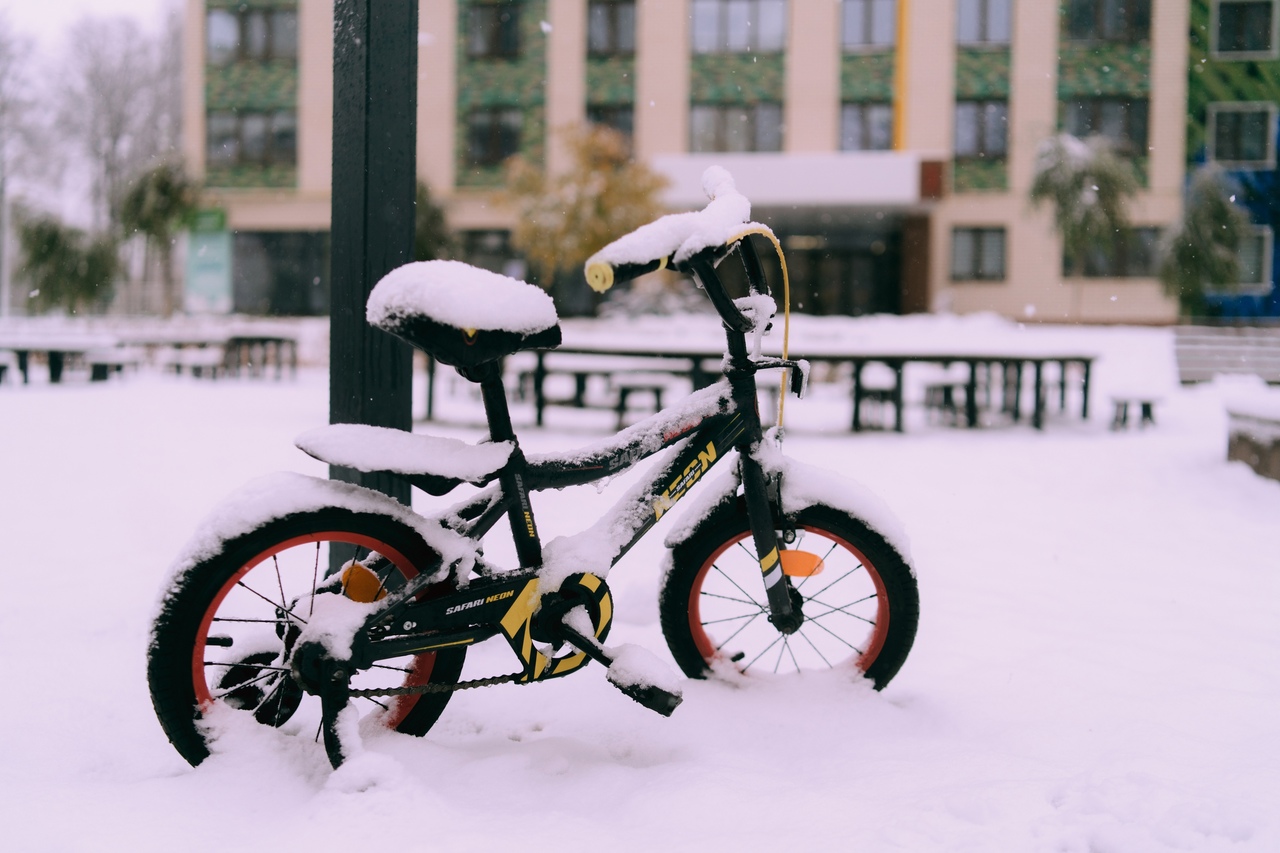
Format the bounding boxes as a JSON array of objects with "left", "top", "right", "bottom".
[{"left": 352, "top": 294, "right": 804, "bottom": 682}]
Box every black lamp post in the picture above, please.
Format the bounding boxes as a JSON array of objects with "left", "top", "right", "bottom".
[{"left": 329, "top": 0, "right": 419, "bottom": 507}]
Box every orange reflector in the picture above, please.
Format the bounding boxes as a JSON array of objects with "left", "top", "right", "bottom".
[
  {"left": 341, "top": 563, "right": 387, "bottom": 603},
  {"left": 779, "top": 550, "right": 825, "bottom": 577}
]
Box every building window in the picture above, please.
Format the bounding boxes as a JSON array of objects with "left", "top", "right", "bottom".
[
  {"left": 588, "top": 1, "right": 636, "bottom": 56},
  {"left": 468, "top": 2, "right": 521, "bottom": 58},
  {"left": 1063, "top": 0, "right": 1150, "bottom": 43},
  {"left": 840, "top": 102, "right": 893, "bottom": 150},
  {"left": 206, "top": 110, "right": 297, "bottom": 166},
  {"left": 690, "top": 103, "right": 783, "bottom": 152},
  {"left": 206, "top": 7, "right": 298, "bottom": 65},
  {"left": 1213, "top": 0, "right": 1278, "bottom": 58},
  {"left": 957, "top": 0, "right": 1011, "bottom": 45},
  {"left": 951, "top": 227, "right": 1006, "bottom": 281},
  {"left": 587, "top": 104, "right": 634, "bottom": 147},
  {"left": 842, "top": 0, "right": 896, "bottom": 49},
  {"left": 1235, "top": 225, "right": 1274, "bottom": 289},
  {"left": 1073, "top": 227, "right": 1160, "bottom": 277},
  {"left": 467, "top": 108, "right": 522, "bottom": 166},
  {"left": 955, "top": 100, "right": 1007, "bottom": 159},
  {"left": 1209, "top": 104, "right": 1277, "bottom": 167},
  {"left": 691, "top": 0, "right": 787, "bottom": 54},
  {"left": 1062, "top": 98, "right": 1148, "bottom": 153}
]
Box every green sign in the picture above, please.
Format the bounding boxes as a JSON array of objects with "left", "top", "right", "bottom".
[
  {"left": 186, "top": 230, "right": 233, "bottom": 313},
  {"left": 190, "top": 208, "right": 227, "bottom": 233}
]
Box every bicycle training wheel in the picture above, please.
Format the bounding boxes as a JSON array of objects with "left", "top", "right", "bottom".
[
  {"left": 660, "top": 502, "right": 918, "bottom": 688},
  {"left": 148, "top": 508, "right": 466, "bottom": 767}
]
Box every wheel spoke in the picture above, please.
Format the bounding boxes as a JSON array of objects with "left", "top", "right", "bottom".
[
  {"left": 204, "top": 661, "right": 291, "bottom": 673},
  {"left": 710, "top": 563, "right": 767, "bottom": 612},
  {"left": 700, "top": 612, "right": 763, "bottom": 627},
  {"left": 274, "top": 554, "right": 288, "bottom": 621},
  {"left": 740, "top": 632, "right": 784, "bottom": 673},
  {"left": 804, "top": 563, "right": 867, "bottom": 601},
  {"left": 804, "top": 596, "right": 878, "bottom": 626},
  {"left": 795, "top": 628, "right": 835, "bottom": 668},
  {"left": 235, "top": 580, "right": 308, "bottom": 626},
  {"left": 210, "top": 669, "right": 279, "bottom": 701},
  {"left": 211, "top": 616, "right": 294, "bottom": 625},
  {"left": 368, "top": 662, "right": 413, "bottom": 673},
  {"left": 794, "top": 540, "right": 840, "bottom": 592},
  {"left": 309, "top": 543, "right": 320, "bottom": 618},
  {"left": 700, "top": 589, "right": 766, "bottom": 610},
  {"left": 712, "top": 610, "right": 765, "bottom": 652},
  {"left": 800, "top": 612, "right": 865, "bottom": 655}
]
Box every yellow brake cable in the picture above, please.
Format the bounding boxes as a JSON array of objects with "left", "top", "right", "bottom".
[{"left": 728, "top": 228, "right": 792, "bottom": 431}]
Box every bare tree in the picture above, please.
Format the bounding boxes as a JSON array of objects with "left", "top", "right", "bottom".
[
  {"left": 0, "top": 12, "right": 35, "bottom": 314},
  {"left": 57, "top": 16, "right": 175, "bottom": 234}
]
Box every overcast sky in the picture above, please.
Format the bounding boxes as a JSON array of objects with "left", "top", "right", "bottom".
[{"left": 5, "top": 0, "right": 175, "bottom": 49}]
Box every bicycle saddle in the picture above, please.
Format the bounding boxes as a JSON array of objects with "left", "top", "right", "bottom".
[{"left": 367, "top": 260, "right": 562, "bottom": 368}]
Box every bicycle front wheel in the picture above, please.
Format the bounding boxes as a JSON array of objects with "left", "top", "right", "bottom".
[
  {"left": 660, "top": 502, "right": 918, "bottom": 688},
  {"left": 148, "top": 508, "right": 466, "bottom": 767}
]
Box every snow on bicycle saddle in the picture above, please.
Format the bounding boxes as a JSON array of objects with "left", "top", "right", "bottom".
[
  {"left": 296, "top": 424, "right": 513, "bottom": 495},
  {"left": 368, "top": 260, "right": 562, "bottom": 368}
]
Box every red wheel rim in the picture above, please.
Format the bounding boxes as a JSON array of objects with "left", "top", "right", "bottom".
[
  {"left": 192, "top": 531, "right": 435, "bottom": 729},
  {"left": 687, "top": 524, "right": 890, "bottom": 674}
]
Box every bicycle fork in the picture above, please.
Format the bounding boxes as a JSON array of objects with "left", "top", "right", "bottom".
[{"left": 739, "top": 451, "right": 801, "bottom": 634}]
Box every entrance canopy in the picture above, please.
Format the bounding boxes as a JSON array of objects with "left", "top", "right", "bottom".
[{"left": 651, "top": 152, "right": 932, "bottom": 210}]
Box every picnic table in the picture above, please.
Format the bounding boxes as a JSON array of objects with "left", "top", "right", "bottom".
[
  {"left": 421, "top": 329, "right": 1096, "bottom": 432},
  {"left": 0, "top": 332, "right": 121, "bottom": 384}
]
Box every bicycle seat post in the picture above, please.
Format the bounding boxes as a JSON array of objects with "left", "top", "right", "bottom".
[{"left": 460, "top": 361, "right": 543, "bottom": 569}]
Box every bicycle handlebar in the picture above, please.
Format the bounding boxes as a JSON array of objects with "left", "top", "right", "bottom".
[{"left": 583, "top": 167, "right": 778, "bottom": 334}]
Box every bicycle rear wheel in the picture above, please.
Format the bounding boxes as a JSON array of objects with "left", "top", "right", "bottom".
[
  {"left": 660, "top": 502, "right": 918, "bottom": 688},
  {"left": 148, "top": 508, "right": 465, "bottom": 766}
]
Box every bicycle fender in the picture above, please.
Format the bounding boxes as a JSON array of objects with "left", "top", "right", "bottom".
[
  {"left": 296, "top": 424, "right": 513, "bottom": 495},
  {"left": 161, "top": 471, "right": 479, "bottom": 598}
]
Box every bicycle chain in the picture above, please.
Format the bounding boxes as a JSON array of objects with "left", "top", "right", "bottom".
[{"left": 347, "top": 671, "right": 523, "bottom": 698}]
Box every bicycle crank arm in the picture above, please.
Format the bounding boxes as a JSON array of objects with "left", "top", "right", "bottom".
[{"left": 557, "top": 622, "right": 683, "bottom": 718}]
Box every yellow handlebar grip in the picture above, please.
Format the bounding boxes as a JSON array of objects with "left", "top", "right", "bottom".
[{"left": 585, "top": 262, "right": 615, "bottom": 293}]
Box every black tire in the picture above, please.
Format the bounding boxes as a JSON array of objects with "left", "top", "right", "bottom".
[
  {"left": 148, "top": 508, "right": 466, "bottom": 766},
  {"left": 660, "top": 501, "right": 918, "bottom": 689}
]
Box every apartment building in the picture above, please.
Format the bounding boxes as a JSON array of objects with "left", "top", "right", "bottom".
[
  {"left": 184, "top": 0, "right": 1218, "bottom": 322},
  {"left": 1187, "top": 0, "right": 1280, "bottom": 318}
]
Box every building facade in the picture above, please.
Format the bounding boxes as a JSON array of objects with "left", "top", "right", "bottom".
[
  {"left": 185, "top": 0, "right": 1224, "bottom": 323},
  {"left": 1187, "top": 0, "right": 1280, "bottom": 317}
]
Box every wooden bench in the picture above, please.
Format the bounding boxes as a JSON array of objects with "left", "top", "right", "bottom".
[
  {"left": 1174, "top": 325, "right": 1280, "bottom": 384},
  {"left": 1227, "top": 402, "right": 1280, "bottom": 481}
]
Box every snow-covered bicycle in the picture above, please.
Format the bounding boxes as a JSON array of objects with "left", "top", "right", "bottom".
[{"left": 147, "top": 168, "right": 919, "bottom": 769}]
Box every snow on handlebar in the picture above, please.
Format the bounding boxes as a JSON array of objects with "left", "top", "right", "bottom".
[{"left": 583, "top": 166, "right": 775, "bottom": 293}]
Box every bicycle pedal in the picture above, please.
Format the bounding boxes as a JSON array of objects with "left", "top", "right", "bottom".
[{"left": 609, "top": 676, "right": 683, "bottom": 717}]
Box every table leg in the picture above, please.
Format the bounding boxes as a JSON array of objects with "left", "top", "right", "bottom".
[
  {"left": 851, "top": 361, "right": 864, "bottom": 432},
  {"left": 1010, "top": 361, "right": 1024, "bottom": 423},
  {"left": 425, "top": 355, "right": 437, "bottom": 421},
  {"left": 892, "top": 362, "right": 905, "bottom": 433},
  {"left": 1033, "top": 361, "right": 1045, "bottom": 429},
  {"left": 1081, "top": 360, "right": 1092, "bottom": 420},
  {"left": 1058, "top": 359, "right": 1068, "bottom": 411},
  {"left": 48, "top": 351, "right": 65, "bottom": 383},
  {"left": 17, "top": 350, "right": 29, "bottom": 384},
  {"left": 534, "top": 352, "right": 548, "bottom": 427},
  {"left": 965, "top": 361, "right": 979, "bottom": 427}
]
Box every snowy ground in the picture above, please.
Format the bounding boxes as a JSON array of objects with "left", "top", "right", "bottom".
[{"left": 1, "top": 317, "right": 1278, "bottom": 852}]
